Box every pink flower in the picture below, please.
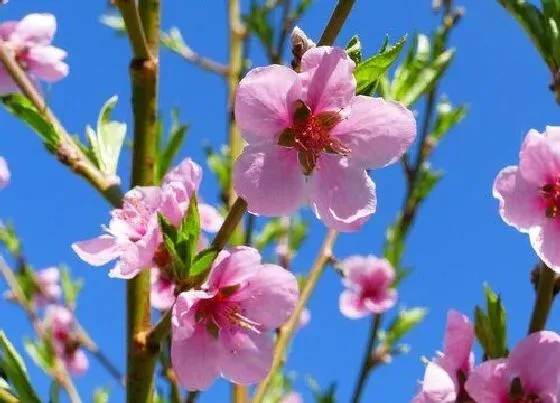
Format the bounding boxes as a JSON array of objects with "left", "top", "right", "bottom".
[
  {"left": 44, "top": 305, "right": 89, "bottom": 376},
  {"left": 233, "top": 47, "right": 416, "bottom": 231},
  {"left": 171, "top": 246, "right": 298, "bottom": 390},
  {"left": 33, "top": 267, "right": 61, "bottom": 306},
  {"left": 281, "top": 392, "right": 303, "bottom": 403},
  {"left": 338, "top": 256, "right": 397, "bottom": 318},
  {"left": 0, "top": 14, "right": 68, "bottom": 95},
  {"left": 73, "top": 158, "right": 206, "bottom": 279},
  {"left": 465, "top": 331, "right": 560, "bottom": 403},
  {"left": 493, "top": 126, "right": 560, "bottom": 272},
  {"left": 413, "top": 310, "right": 475, "bottom": 403},
  {"left": 0, "top": 157, "right": 9, "bottom": 189}
]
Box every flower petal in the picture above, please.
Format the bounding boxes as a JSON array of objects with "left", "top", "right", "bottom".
[
  {"left": 13, "top": 14, "right": 56, "bottom": 45},
  {"left": 0, "top": 70, "right": 19, "bottom": 96},
  {"left": 206, "top": 247, "right": 262, "bottom": 290},
  {"left": 493, "top": 166, "right": 543, "bottom": 232},
  {"left": 519, "top": 129, "right": 560, "bottom": 185},
  {"left": 151, "top": 269, "right": 176, "bottom": 310},
  {"left": 508, "top": 331, "right": 560, "bottom": 394},
  {"left": 442, "top": 310, "right": 475, "bottom": 373},
  {"left": 172, "top": 327, "right": 221, "bottom": 391},
  {"left": 529, "top": 221, "right": 560, "bottom": 273},
  {"left": 420, "top": 362, "right": 457, "bottom": 403},
  {"left": 363, "top": 288, "right": 397, "bottom": 314},
  {"left": 199, "top": 203, "right": 224, "bottom": 233},
  {"left": 233, "top": 144, "right": 306, "bottom": 216},
  {"left": 219, "top": 332, "right": 273, "bottom": 385},
  {"left": 172, "top": 290, "right": 214, "bottom": 341},
  {"left": 235, "top": 65, "right": 302, "bottom": 144},
  {"left": 0, "top": 22, "right": 17, "bottom": 41},
  {"left": 72, "top": 236, "right": 120, "bottom": 266},
  {"left": 309, "top": 156, "right": 376, "bottom": 231},
  {"left": 464, "top": 359, "right": 509, "bottom": 403},
  {"left": 27, "top": 46, "right": 68, "bottom": 82},
  {"left": 162, "top": 157, "right": 203, "bottom": 192},
  {"left": 300, "top": 47, "right": 356, "bottom": 113},
  {"left": 339, "top": 290, "right": 369, "bottom": 319},
  {"left": 67, "top": 349, "right": 89, "bottom": 376},
  {"left": 331, "top": 96, "right": 416, "bottom": 169},
  {"left": 233, "top": 263, "right": 299, "bottom": 328}
]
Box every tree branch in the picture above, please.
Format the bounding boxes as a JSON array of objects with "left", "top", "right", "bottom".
[
  {"left": 528, "top": 263, "right": 557, "bottom": 333},
  {"left": 317, "top": 0, "right": 356, "bottom": 46}
]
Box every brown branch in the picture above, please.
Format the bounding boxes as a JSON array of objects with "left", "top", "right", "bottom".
[
  {"left": 317, "top": 0, "right": 357, "bottom": 46},
  {"left": 0, "top": 41, "right": 123, "bottom": 207}
]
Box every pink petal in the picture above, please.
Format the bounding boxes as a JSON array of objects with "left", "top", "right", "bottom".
[
  {"left": 150, "top": 269, "right": 176, "bottom": 310},
  {"left": 162, "top": 158, "right": 202, "bottom": 193},
  {"left": 519, "top": 129, "right": 560, "bottom": 185},
  {"left": 464, "top": 359, "right": 509, "bottom": 403},
  {"left": 442, "top": 310, "right": 475, "bottom": 373},
  {"left": 508, "top": 331, "right": 560, "bottom": 395},
  {"left": 72, "top": 236, "right": 120, "bottom": 266},
  {"left": 233, "top": 144, "right": 306, "bottom": 216},
  {"left": 330, "top": 96, "right": 416, "bottom": 169},
  {"left": 546, "top": 126, "right": 560, "bottom": 144},
  {"left": 0, "top": 70, "right": 19, "bottom": 96},
  {"left": 172, "top": 290, "right": 214, "bottom": 341},
  {"left": 199, "top": 203, "right": 223, "bottom": 233},
  {"left": 235, "top": 65, "right": 302, "bottom": 143},
  {"left": 12, "top": 14, "right": 56, "bottom": 45},
  {"left": 219, "top": 331, "right": 273, "bottom": 385},
  {"left": 529, "top": 221, "right": 560, "bottom": 273},
  {"left": 280, "top": 392, "right": 303, "bottom": 403},
  {"left": 233, "top": 263, "right": 299, "bottom": 329},
  {"left": 206, "top": 247, "right": 261, "bottom": 290},
  {"left": 339, "top": 290, "right": 369, "bottom": 318},
  {"left": 308, "top": 156, "right": 376, "bottom": 231},
  {"left": 0, "top": 157, "right": 10, "bottom": 189},
  {"left": 160, "top": 182, "right": 187, "bottom": 227},
  {"left": 493, "top": 166, "right": 543, "bottom": 232},
  {"left": 0, "top": 22, "right": 17, "bottom": 41},
  {"left": 172, "top": 327, "right": 221, "bottom": 391},
  {"left": 35, "top": 267, "right": 60, "bottom": 284},
  {"left": 300, "top": 46, "right": 356, "bottom": 113},
  {"left": 421, "top": 362, "right": 457, "bottom": 403},
  {"left": 27, "top": 46, "right": 68, "bottom": 82},
  {"left": 67, "top": 349, "right": 89, "bottom": 376},
  {"left": 363, "top": 288, "right": 397, "bottom": 314}
]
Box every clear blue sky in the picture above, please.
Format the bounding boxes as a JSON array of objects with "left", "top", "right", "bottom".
[{"left": 1, "top": 1, "right": 559, "bottom": 402}]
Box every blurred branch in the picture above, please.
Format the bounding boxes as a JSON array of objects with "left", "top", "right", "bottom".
[
  {"left": 169, "top": 45, "right": 229, "bottom": 77},
  {"left": 0, "top": 41, "right": 124, "bottom": 207},
  {"left": 318, "top": 0, "right": 357, "bottom": 46},
  {"left": 252, "top": 229, "right": 338, "bottom": 403},
  {"left": 350, "top": 315, "right": 381, "bottom": 403}
]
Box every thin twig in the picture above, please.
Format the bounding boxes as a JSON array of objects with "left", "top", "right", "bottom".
[
  {"left": 350, "top": 315, "right": 381, "bottom": 403},
  {"left": 0, "top": 41, "right": 123, "bottom": 207},
  {"left": 168, "top": 45, "right": 229, "bottom": 77},
  {"left": 528, "top": 263, "right": 557, "bottom": 333},
  {"left": 252, "top": 229, "right": 338, "bottom": 403},
  {"left": 317, "top": 0, "right": 357, "bottom": 46}
]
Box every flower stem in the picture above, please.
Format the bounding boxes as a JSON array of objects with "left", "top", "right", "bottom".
[
  {"left": 350, "top": 314, "right": 381, "bottom": 403},
  {"left": 528, "top": 263, "right": 557, "bottom": 333},
  {"left": 317, "top": 0, "right": 357, "bottom": 46},
  {"left": 0, "top": 41, "right": 123, "bottom": 207},
  {"left": 211, "top": 198, "right": 248, "bottom": 250},
  {"left": 252, "top": 229, "right": 338, "bottom": 403},
  {"left": 124, "top": 0, "right": 160, "bottom": 401},
  {"left": 114, "top": 0, "right": 151, "bottom": 60}
]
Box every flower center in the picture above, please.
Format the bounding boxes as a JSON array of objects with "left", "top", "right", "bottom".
[
  {"left": 540, "top": 177, "right": 560, "bottom": 219},
  {"left": 509, "top": 378, "right": 542, "bottom": 403},
  {"left": 278, "top": 100, "right": 349, "bottom": 175},
  {"left": 511, "top": 395, "right": 541, "bottom": 403}
]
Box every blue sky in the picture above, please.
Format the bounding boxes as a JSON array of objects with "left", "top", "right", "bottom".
[{"left": 1, "top": 1, "right": 559, "bottom": 402}]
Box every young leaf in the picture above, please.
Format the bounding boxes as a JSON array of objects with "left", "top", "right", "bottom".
[
  {"left": 178, "top": 195, "right": 201, "bottom": 266},
  {"left": 345, "top": 35, "right": 362, "bottom": 64},
  {"left": 254, "top": 219, "right": 287, "bottom": 250},
  {"left": 0, "top": 332, "right": 41, "bottom": 403},
  {"left": 354, "top": 36, "right": 407, "bottom": 94},
  {"left": 244, "top": 5, "right": 274, "bottom": 50},
  {"left": 190, "top": 248, "right": 219, "bottom": 279},
  {"left": 1, "top": 94, "right": 59, "bottom": 151},
  {"left": 430, "top": 99, "right": 468, "bottom": 142},
  {"left": 157, "top": 109, "right": 188, "bottom": 182},
  {"left": 93, "top": 388, "right": 110, "bottom": 403},
  {"left": 23, "top": 337, "right": 55, "bottom": 375},
  {"left": 60, "top": 266, "right": 83, "bottom": 309},
  {"left": 99, "top": 14, "right": 126, "bottom": 34},
  {"left": 383, "top": 308, "right": 427, "bottom": 347}
]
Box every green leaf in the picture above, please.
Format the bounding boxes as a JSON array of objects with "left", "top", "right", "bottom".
[
  {"left": 14, "top": 266, "right": 37, "bottom": 305},
  {"left": 49, "top": 381, "right": 60, "bottom": 403},
  {"left": 23, "top": 337, "right": 55, "bottom": 375},
  {"left": 93, "top": 387, "right": 110, "bottom": 403},
  {"left": 244, "top": 5, "right": 274, "bottom": 49},
  {"left": 1, "top": 94, "right": 59, "bottom": 151},
  {"left": 289, "top": 218, "right": 309, "bottom": 252},
  {"left": 354, "top": 36, "right": 407, "bottom": 94},
  {"left": 383, "top": 307, "right": 427, "bottom": 347},
  {"left": 157, "top": 109, "right": 188, "bottom": 182},
  {"left": 254, "top": 219, "right": 287, "bottom": 250},
  {"left": 180, "top": 195, "right": 200, "bottom": 255},
  {"left": 0, "top": 332, "right": 41, "bottom": 403},
  {"left": 99, "top": 14, "right": 126, "bottom": 34},
  {"left": 499, "top": 0, "right": 555, "bottom": 67},
  {"left": 475, "top": 285, "right": 508, "bottom": 359},
  {"left": 345, "top": 35, "right": 362, "bottom": 64},
  {"left": 87, "top": 96, "right": 126, "bottom": 178},
  {"left": 190, "top": 248, "right": 219, "bottom": 279},
  {"left": 60, "top": 266, "right": 83, "bottom": 309},
  {"left": 430, "top": 99, "right": 467, "bottom": 142},
  {"left": 0, "top": 222, "right": 21, "bottom": 255},
  {"left": 160, "top": 27, "right": 187, "bottom": 53},
  {"left": 411, "top": 163, "right": 443, "bottom": 204}
]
